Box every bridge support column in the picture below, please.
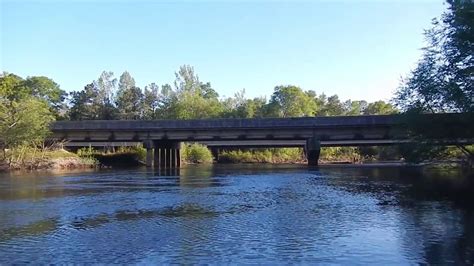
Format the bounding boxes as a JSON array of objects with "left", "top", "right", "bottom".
[
  {"left": 170, "top": 148, "right": 177, "bottom": 169},
  {"left": 306, "top": 138, "right": 321, "bottom": 166},
  {"left": 159, "top": 148, "right": 166, "bottom": 169},
  {"left": 154, "top": 141, "right": 181, "bottom": 169},
  {"left": 176, "top": 148, "right": 181, "bottom": 168},
  {"left": 143, "top": 140, "right": 154, "bottom": 167},
  {"left": 210, "top": 148, "right": 219, "bottom": 162}
]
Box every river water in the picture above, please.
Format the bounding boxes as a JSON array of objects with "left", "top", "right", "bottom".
[{"left": 0, "top": 165, "right": 473, "bottom": 264}]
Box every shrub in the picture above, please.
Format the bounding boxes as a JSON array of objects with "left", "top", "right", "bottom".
[
  {"left": 182, "top": 143, "right": 213, "bottom": 164},
  {"left": 219, "top": 148, "right": 304, "bottom": 163}
]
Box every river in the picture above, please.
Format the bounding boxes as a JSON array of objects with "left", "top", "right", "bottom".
[{"left": 0, "top": 165, "right": 473, "bottom": 264}]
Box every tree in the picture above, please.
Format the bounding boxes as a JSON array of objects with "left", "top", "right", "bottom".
[
  {"left": 23, "top": 76, "right": 67, "bottom": 116},
  {"left": 0, "top": 97, "right": 54, "bottom": 149},
  {"left": 94, "top": 71, "right": 118, "bottom": 119},
  {"left": 364, "top": 101, "right": 398, "bottom": 115},
  {"left": 318, "top": 95, "right": 345, "bottom": 116},
  {"left": 0, "top": 73, "right": 66, "bottom": 118},
  {"left": 116, "top": 71, "right": 143, "bottom": 119},
  {"left": 200, "top": 82, "right": 219, "bottom": 99},
  {"left": 167, "top": 90, "right": 223, "bottom": 119},
  {"left": 118, "top": 71, "right": 136, "bottom": 92},
  {"left": 394, "top": 1, "right": 473, "bottom": 163},
  {"left": 343, "top": 100, "right": 368, "bottom": 115},
  {"left": 267, "top": 85, "right": 317, "bottom": 117},
  {"left": 164, "top": 65, "right": 224, "bottom": 119},
  {"left": 68, "top": 71, "right": 120, "bottom": 120},
  {"left": 174, "top": 65, "right": 201, "bottom": 93},
  {"left": 68, "top": 83, "right": 100, "bottom": 120},
  {"left": 221, "top": 89, "right": 267, "bottom": 118},
  {"left": 155, "top": 84, "right": 174, "bottom": 119},
  {"left": 0, "top": 74, "right": 55, "bottom": 161},
  {"left": 395, "top": 0, "right": 473, "bottom": 113},
  {"left": 116, "top": 86, "right": 143, "bottom": 120},
  {"left": 142, "top": 83, "right": 160, "bottom": 120},
  {"left": 115, "top": 71, "right": 143, "bottom": 120}
]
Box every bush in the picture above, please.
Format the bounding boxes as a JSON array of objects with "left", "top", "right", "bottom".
[
  {"left": 77, "top": 146, "right": 97, "bottom": 158},
  {"left": 320, "top": 147, "right": 362, "bottom": 163},
  {"left": 3, "top": 146, "right": 98, "bottom": 170},
  {"left": 219, "top": 148, "right": 304, "bottom": 163},
  {"left": 182, "top": 143, "right": 213, "bottom": 164}
]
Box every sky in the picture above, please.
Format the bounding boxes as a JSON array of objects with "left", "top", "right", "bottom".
[{"left": 1, "top": 0, "right": 446, "bottom": 102}]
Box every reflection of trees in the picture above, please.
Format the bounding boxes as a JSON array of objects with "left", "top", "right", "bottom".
[
  {"left": 322, "top": 167, "right": 474, "bottom": 264},
  {"left": 178, "top": 165, "right": 223, "bottom": 188}
]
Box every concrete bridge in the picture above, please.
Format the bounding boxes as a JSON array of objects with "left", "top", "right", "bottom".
[{"left": 51, "top": 114, "right": 473, "bottom": 168}]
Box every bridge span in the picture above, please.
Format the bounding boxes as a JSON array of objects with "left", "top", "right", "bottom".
[{"left": 51, "top": 114, "right": 472, "bottom": 167}]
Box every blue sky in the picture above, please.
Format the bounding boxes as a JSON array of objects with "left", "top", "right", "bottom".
[{"left": 1, "top": 0, "right": 445, "bottom": 102}]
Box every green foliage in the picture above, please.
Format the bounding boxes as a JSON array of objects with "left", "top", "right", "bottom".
[
  {"left": 68, "top": 72, "right": 119, "bottom": 120},
  {"left": 64, "top": 65, "right": 399, "bottom": 122},
  {"left": 23, "top": 76, "right": 67, "bottom": 115},
  {"left": 343, "top": 100, "right": 368, "bottom": 116},
  {"left": 166, "top": 90, "right": 223, "bottom": 119},
  {"left": 393, "top": 1, "right": 473, "bottom": 164},
  {"left": 318, "top": 95, "right": 345, "bottom": 116},
  {"left": 68, "top": 83, "right": 100, "bottom": 120},
  {"left": 358, "top": 146, "right": 402, "bottom": 161},
  {"left": 116, "top": 72, "right": 143, "bottom": 120},
  {"left": 0, "top": 97, "right": 54, "bottom": 149},
  {"left": 3, "top": 146, "right": 98, "bottom": 170},
  {"left": 117, "top": 146, "right": 147, "bottom": 162},
  {"left": 0, "top": 73, "right": 66, "bottom": 117},
  {"left": 320, "top": 147, "right": 362, "bottom": 162},
  {"left": 142, "top": 83, "right": 160, "bottom": 120},
  {"left": 363, "top": 101, "right": 398, "bottom": 115},
  {"left": 219, "top": 150, "right": 272, "bottom": 163},
  {"left": 395, "top": 0, "right": 473, "bottom": 113},
  {"left": 182, "top": 143, "right": 213, "bottom": 164},
  {"left": 398, "top": 143, "right": 449, "bottom": 163},
  {"left": 219, "top": 148, "right": 304, "bottom": 163},
  {"left": 0, "top": 73, "right": 55, "bottom": 156},
  {"left": 267, "top": 85, "right": 317, "bottom": 117},
  {"left": 77, "top": 146, "right": 98, "bottom": 158}
]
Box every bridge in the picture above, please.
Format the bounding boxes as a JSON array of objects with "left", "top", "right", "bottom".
[{"left": 51, "top": 113, "right": 473, "bottom": 168}]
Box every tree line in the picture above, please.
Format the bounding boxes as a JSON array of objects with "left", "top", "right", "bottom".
[
  {"left": 1, "top": 65, "right": 398, "bottom": 123},
  {"left": 66, "top": 66, "right": 397, "bottom": 121}
]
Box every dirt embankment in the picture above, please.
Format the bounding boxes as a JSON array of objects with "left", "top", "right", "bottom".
[{"left": 2, "top": 157, "right": 98, "bottom": 171}]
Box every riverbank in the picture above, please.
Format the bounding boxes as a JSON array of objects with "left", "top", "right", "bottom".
[
  {"left": 1, "top": 144, "right": 471, "bottom": 173},
  {"left": 0, "top": 149, "right": 98, "bottom": 172}
]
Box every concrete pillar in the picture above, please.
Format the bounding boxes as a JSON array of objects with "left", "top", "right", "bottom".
[
  {"left": 306, "top": 137, "right": 321, "bottom": 166},
  {"left": 170, "top": 149, "right": 178, "bottom": 168},
  {"left": 160, "top": 148, "right": 166, "bottom": 169},
  {"left": 143, "top": 140, "right": 154, "bottom": 167},
  {"left": 146, "top": 148, "right": 153, "bottom": 167},
  {"left": 210, "top": 147, "right": 219, "bottom": 162},
  {"left": 153, "top": 141, "right": 182, "bottom": 169},
  {"left": 153, "top": 147, "right": 160, "bottom": 169},
  {"left": 176, "top": 148, "right": 181, "bottom": 168}
]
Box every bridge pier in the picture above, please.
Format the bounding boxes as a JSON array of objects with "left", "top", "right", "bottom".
[
  {"left": 306, "top": 138, "right": 321, "bottom": 166},
  {"left": 153, "top": 141, "right": 181, "bottom": 169},
  {"left": 143, "top": 140, "right": 154, "bottom": 167},
  {"left": 210, "top": 147, "right": 220, "bottom": 162}
]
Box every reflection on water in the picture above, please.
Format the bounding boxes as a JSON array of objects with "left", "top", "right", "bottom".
[{"left": 0, "top": 165, "right": 473, "bottom": 264}]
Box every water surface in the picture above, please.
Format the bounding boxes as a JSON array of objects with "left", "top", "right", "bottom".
[{"left": 0, "top": 165, "right": 473, "bottom": 264}]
